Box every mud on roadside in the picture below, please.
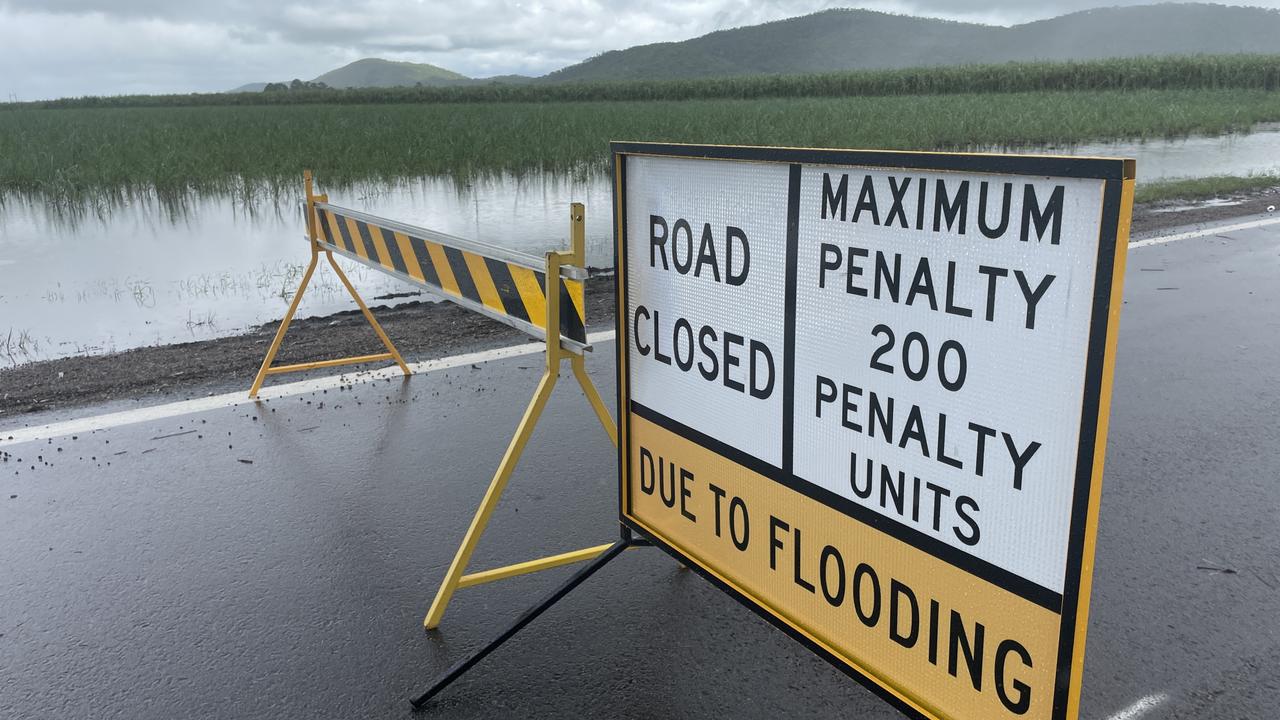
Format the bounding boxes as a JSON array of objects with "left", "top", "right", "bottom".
[
  {"left": 0, "top": 278, "right": 617, "bottom": 418},
  {"left": 3, "top": 193, "right": 1279, "bottom": 419},
  {"left": 1131, "top": 185, "right": 1280, "bottom": 235}
]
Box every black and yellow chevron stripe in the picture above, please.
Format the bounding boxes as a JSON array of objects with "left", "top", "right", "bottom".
[{"left": 312, "top": 204, "right": 586, "bottom": 346}]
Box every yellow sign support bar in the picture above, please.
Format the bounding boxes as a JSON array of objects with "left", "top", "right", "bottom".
[
  {"left": 248, "top": 171, "right": 410, "bottom": 398},
  {"left": 423, "top": 202, "right": 618, "bottom": 630},
  {"left": 454, "top": 543, "right": 617, "bottom": 590}
]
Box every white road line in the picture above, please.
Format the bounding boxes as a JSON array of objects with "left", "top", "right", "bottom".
[
  {"left": 1106, "top": 692, "right": 1169, "bottom": 720},
  {"left": 0, "top": 329, "right": 616, "bottom": 447},
  {"left": 1131, "top": 215, "right": 1280, "bottom": 248},
  {"left": 3, "top": 213, "right": 1276, "bottom": 447}
]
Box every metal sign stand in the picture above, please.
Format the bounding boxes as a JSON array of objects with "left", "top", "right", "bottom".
[
  {"left": 248, "top": 171, "right": 410, "bottom": 398},
  {"left": 409, "top": 203, "right": 635, "bottom": 704},
  {"left": 422, "top": 203, "right": 618, "bottom": 630},
  {"left": 411, "top": 532, "right": 645, "bottom": 708}
]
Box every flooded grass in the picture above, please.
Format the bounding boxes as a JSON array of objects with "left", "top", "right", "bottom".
[
  {"left": 31, "top": 260, "right": 382, "bottom": 309},
  {"left": 7, "top": 89, "right": 1280, "bottom": 205},
  {"left": 1, "top": 327, "right": 43, "bottom": 366},
  {"left": 0, "top": 257, "right": 403, "bottom": 365}
]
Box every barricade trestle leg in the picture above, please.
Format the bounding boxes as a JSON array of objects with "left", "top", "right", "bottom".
[
  {"left": 411, "top": 538, "right": 631, "bottom": 708},
  {"left": 250, "top": 172, "right": 616, "bottom": 628},
  {"left": 423, "top": 203, "right": 618, "bottom": 630},
  {"left": 248, "top": 170, "right": 410, "bottom": 398}
]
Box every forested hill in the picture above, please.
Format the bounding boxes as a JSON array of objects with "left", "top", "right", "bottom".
[
  {"left": 544, "top": 4, "right": 1280, "bottom": 82},
  {"left": 313, "top": 58, "right": 467, "bottom": 88}
]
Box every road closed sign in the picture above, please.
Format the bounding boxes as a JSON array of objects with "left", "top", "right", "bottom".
[{"left": 612, "top": 143, "right": 1134, "bottom": 720}]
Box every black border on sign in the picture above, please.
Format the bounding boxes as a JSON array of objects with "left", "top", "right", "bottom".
[
  {"left": 610, "top": 141, "right": 1135, "bottom": 181},
  {"left": 1049, "top": 168, "right": 1124, "bottom": 719},
  {"left": 629, "top": 399, "right": 1061, "bottom": 612},
  {"left": 611, "top": 141, "right": 1131, "bottom": 720},
  {"left": 613, "top": 148, "right": 632, "bottom": 541},
  {"left": 781, "top": 164, "right": 801, "bottom": 476}
]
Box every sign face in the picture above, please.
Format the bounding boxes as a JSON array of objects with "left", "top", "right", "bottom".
[{"left": 613, "top": 143, "right": 1134, "bottom": 720}]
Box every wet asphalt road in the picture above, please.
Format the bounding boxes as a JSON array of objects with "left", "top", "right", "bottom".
[{"left": 2, "top": 224, "right": 1279, "bottom": 720}]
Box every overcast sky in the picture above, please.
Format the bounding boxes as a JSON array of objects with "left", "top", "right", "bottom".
[{"left": 0, "top": 1, "right": 1275, "bottom": 100}]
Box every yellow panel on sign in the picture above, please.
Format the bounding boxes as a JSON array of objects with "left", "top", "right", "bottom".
[{"left": 627, "top": 413, "right": 1058, "bottom": 720}]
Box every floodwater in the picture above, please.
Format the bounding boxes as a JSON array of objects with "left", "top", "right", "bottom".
[
  {"left": 0, "top": 175, "right": 613, "bottom": 365},
  {"left": 2, "top": 128, "right": 1278, "bottom": 365},
  {"left": 1045, "top": 123, "right": 1280, "bottom": 179}
]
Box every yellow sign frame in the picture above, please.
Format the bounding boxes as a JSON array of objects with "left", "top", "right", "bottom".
[{"left": 421, "top": 211, "right": 619, "bottom": 629}]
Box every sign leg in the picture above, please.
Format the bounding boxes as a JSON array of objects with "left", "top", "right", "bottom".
[
  {"left": 410, "top": 539, "right": 629, "bottom": 709},
  {"left": 571, "top": 354, "right": 617, "bottom": 446},
  {"left": 249, "top": 249, "right": 319, "bottom": 398},
  {"left": 424, "top": 369, "right": 560, "bottom": 629},
  {"left": 325, "top": 250, "right": 411, "bottom": 376}
]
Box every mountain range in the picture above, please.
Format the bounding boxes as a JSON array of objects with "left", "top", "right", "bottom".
[{"left": 235, "top": 3, "right": 1280, "bottom": 90}]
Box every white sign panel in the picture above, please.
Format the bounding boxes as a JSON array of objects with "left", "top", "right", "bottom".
[
  {"left": 625, "top": 157, "right": 790, "bottom": 467},
  {"left": 615, "top": 143, "right": 1134, "bottom": 720},
  {"left": 791, "top": 165, "right": 1105, "bottom": 594}
]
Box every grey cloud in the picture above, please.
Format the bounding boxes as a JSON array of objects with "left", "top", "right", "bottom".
[{"left": 4, "top": 0, "right": 1280, "bottom": 99}]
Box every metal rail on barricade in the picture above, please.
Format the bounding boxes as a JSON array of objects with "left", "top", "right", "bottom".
[
  {"left": 249, "top": 171, "right": 411, "bottom": 397},
  {"left": 249, "top": 171, "right": 618, "bottom": 630}
]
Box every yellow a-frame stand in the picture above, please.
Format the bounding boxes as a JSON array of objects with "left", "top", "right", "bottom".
[
  {"left": 248, "top": 171, "right": 410, "bottom": 398},
  {"left": 423, "top": 203, "right": 617, "bottom": 630},
  {"left": 250, "top": 173, "right": 616, "bottom": 629}
]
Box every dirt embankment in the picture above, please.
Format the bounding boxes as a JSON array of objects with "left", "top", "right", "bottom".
[
  {"left": 0, "top": 278, "right": 616, "bottom": 418},
  {"left": 1129, "top": 189, "right": 1279, "bottom": 235},
  {"left": 3, "top": 193, "right": 1278, "bottom": 419}
]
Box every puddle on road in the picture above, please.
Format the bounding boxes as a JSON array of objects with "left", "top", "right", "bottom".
[{"left": 3, "top": 127, "right": 1279, "bottom": 365}]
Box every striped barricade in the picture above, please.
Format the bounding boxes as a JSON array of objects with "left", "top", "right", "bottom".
[
  {"left": 250, "top": 172, "right": 617, "bottom": 630},
  {"left": 312, "top": 203, "right": 589, "bottom": 351}
]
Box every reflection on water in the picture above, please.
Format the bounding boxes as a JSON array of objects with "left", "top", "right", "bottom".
[
  {"left": 1032, "top": 123, "right": 1280, "bottom": 180},
  {"left": 0, "top": 174, "right": 612, "bottom": 365},
  {"left": 3, "top": 128, "right": 1279, "bottom": 365}
]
